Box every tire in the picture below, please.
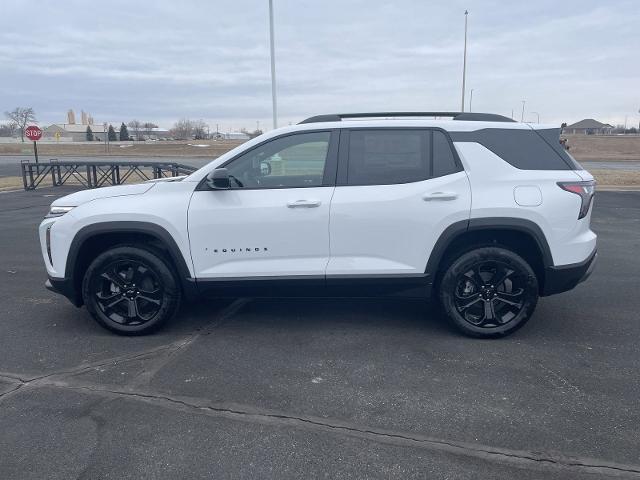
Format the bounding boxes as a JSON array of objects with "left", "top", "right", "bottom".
[
  {"left": 82, "top": 245, "right": 181, "bottom": 335},
  {"left": 438, "top": 247, "right": 538, "bottom": 338}
]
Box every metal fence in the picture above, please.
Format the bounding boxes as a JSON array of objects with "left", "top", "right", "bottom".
[{"left": 20, "top": 159, "right": 197, "bottom": 190}]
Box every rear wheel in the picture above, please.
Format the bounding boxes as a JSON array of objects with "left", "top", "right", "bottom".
[
  {"left": 438, "top": 247, "right": 538, "bottom": 338},
  {"left": 82, "top": 246, "right": 181, "bottom": 335}
]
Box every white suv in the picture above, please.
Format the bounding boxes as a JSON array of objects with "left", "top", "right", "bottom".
[{"left": 39, "top": 112, "right": 597, "bottom": 338}]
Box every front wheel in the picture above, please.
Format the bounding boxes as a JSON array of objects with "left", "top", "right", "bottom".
[
  {"left": 82, "top": 246, "right": 181, "bottom": 335},
  {"left": 438, "top": 247, "right": 539, "bottom": 338}
]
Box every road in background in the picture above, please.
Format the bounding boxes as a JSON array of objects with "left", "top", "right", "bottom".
[{"left": 0, "top": 188, "right": 639, "bottom": 478}]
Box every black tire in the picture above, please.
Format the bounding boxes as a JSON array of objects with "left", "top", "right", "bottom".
[
  {"left": 438, "top": 247, "right": 538, "bottom": 338},
  {"left": 82, "top": 245, "right": 181, "bottom": 335}
]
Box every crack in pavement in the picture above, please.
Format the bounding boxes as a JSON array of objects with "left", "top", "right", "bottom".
[
  {"left": 0, "top": 383, "right": 23, "bottom": 399},
  {"left": 2, "top": 297, "right": 639, "bottom": 477},
  {"left": 24, "top": 379, "right": 640, "bottom": 478},
  {"left": 0, "top": 298, "right": 251, "bottom": 389},
  {"left": 125, "top": 298, "right": 251, "bottom": 389}
]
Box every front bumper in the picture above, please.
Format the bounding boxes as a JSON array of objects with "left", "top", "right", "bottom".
[
  {"left": 45, "top": 276, "right": 83, "bottom": 307},
  {"left": 542, "top": 249, "right": 597, "bottom": 296}
]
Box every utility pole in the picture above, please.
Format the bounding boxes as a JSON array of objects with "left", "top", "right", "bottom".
[
  {"left": 460, "top": 10, "right": 468, "bottom": 112},
  {"left": 469, "top": 88, "right": 474, "bottom": 112},
  {"left": 269, "top": 0, "right": 278, "bottom": 129},
  {"left": 521, "top": 100, "right": 526, "bottom": 122}
]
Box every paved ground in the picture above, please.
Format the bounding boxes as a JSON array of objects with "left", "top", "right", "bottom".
[{"left": 0, "top": 187, "right": 639, "bottom": 479}]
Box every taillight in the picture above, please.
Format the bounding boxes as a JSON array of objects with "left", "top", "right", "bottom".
[{"left": 557, "top": 180, "right": 596, "bottom": 219}]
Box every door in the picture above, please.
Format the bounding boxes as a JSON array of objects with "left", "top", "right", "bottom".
[
  {"left": 327, "top": 128, "right": 471, "bottom": 278},
  {"left": 188, "top": 130, "right": 338, "bottom": 279}
]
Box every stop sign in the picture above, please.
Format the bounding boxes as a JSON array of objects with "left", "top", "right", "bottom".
[{"left": 25, "top": 125, "right": 42, "bottom": 141}]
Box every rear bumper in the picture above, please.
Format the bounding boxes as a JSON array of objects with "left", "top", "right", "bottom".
[
  {"left": 45, "top": 277, "right": 83, "bottom": 307},
  {"left": 542, "top": 249, "right": 597, "bottom": 296}
]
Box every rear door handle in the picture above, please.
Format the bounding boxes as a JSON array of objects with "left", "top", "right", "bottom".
[
  {"left": 287, "top": 199, "right": 321, "bottom": 208},
  {"left": 422, "top": 191, "right": 459, "bottom": 201}
]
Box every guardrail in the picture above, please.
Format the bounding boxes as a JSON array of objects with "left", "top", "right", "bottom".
[{"left": 20, "top": 159, "right": 197, "bottom": 190}]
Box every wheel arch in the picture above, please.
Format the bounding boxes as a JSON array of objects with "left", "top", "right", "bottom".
[
  {"left": 426, "top": 218, "right": 553, "bottom": 294},
  {"left": 67, "top": 221, "right": 197, "bottom": 306}
]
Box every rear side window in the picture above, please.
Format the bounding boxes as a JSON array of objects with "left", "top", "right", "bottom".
[
  {"left": 347, "top": 130, "right": 428, "bottom": 185},
  {"left": 345, "top": 129, "right": 460, "bottom": 186},
  {"left": 450, "top": 128, "right": 574, "bottom": 170}
]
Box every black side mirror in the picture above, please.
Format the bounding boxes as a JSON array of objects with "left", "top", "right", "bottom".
[{"left": 206, "top": 168, "right": 231, "bottom": 190}]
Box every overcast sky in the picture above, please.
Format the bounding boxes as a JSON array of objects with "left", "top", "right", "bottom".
[{"left": 1, "top": 0, "right": 638, "bottom": 131}]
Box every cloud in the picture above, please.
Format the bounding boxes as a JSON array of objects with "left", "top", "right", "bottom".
[{"left": 0, "top": 0, "right": 638, "bottom": 129}]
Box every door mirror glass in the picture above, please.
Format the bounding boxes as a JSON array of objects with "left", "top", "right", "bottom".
[{"left": 206, "top": 168, "right": 231, "bottom": 190}]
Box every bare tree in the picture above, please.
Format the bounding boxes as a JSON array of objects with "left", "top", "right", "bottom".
[
  {"left": 192, "top": 119, "right": 209, "bottom": 140},
  {"left": 0, "top": 121, "right": 18, "bottom": 137},
  {"left": 170, "top": 118, "right": 194, "bottom": 140},
  {"left": 127, "top": 120, "right": 142, "bottom": 141},
  {"left": 143, "top": 122, "right": 158, "bottom": 139},
  {"left": 4, "top": 107, "right": 36, "bottom": 142}
]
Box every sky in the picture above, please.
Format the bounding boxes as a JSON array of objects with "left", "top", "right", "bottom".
[{"left": 1, "top": 0, "right": 638, "bottom": 131}]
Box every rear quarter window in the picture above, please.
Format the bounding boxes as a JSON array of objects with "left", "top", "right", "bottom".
[{"left": 450, "top": 128, "right": 575, "bottom": 170}]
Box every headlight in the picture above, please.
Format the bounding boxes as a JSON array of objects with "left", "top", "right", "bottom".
[{"left": 46, "top": 206, "right": 74, "bottom": 218}]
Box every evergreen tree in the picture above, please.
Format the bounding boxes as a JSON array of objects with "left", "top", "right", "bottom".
[
  {"left": 86, "top": 126, "right": 94, "bottom": 141},
  {"left": 119, "top": 122, "right": 130, "bottom": 141},
  {"left": 108, "top": 124, "right": 117, "bottom": 141}
]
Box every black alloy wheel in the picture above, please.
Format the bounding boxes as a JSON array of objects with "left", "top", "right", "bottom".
[
  {"left": 83, "top": 245, "right": 181, "bottom": 335},
  {"left": 439, "top": 247, "right": 539, "bottom": 337},
  {"left": 94, "top": 260, "right": 163, "bottom": 326}
]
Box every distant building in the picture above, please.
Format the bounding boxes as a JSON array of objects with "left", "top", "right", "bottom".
[
  {"left": 221, "top": 132, "right": 250, "bottom": 140},
  {"left": 563, "top": 119, "right": 614, "bottom": 135},
  {"left": 43, "top": 123, "right": 104, "bottom": 142},
  {"left": 43, "top": 108, "right": 103, "bottom": 141}
]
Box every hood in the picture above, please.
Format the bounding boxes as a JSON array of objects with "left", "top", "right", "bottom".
[{"left": 51, "top": 183, "right": 155, "bottom": 207}]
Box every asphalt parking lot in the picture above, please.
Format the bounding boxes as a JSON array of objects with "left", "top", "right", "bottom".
[{"left": 0, "top": 187, "right": 639, "bottom": 479}]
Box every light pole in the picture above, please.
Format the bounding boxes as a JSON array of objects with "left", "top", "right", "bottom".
[
  {"left": 460, "top": 10, "right": 468, "bottom": 112},
  {"left": 531, "top": 111, "right": 540, "bottom": 123},
  {"left": 469, "top": 88, "right": 474, "bottom": 112},
  {"left": 269, "top": 0, "right": 278, "bottom": 129},
  {"left": 520, "top": 100, "right": 526, "bottom": 122}
]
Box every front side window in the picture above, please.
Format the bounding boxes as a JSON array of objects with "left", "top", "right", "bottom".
[
  {"left": 225, "top": 131, "right": 330, "bottom": 189},
  {"left": 347, "top": 130, "right": 430, "bottom": 185}
]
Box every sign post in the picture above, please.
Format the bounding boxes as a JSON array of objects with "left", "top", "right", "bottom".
[{"left": 25, "top": 126, "right": 43, "bottom": 173}]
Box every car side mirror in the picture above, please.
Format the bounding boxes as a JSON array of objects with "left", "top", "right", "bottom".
[{"left": 206, "top": 168, "right": 231, "bottom": 190}]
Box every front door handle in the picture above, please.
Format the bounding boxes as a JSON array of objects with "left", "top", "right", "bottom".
[
  {"left": 422, "top": 191, "right": 459, "bottom": 201},
  {"left": 287, "top": 199, "right": 321, "bottom": 208}
]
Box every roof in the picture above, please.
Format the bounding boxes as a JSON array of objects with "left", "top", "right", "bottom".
[
  {"left": 45, "top": 124, "right": 104, "bottom": 133},
  {"left": 565, "top": 119, "right": 612, "bottom": 129}
]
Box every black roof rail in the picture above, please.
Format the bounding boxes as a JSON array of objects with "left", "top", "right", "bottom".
[{"left": 298, "top": 112, "right": 515, "bottom": 124}]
